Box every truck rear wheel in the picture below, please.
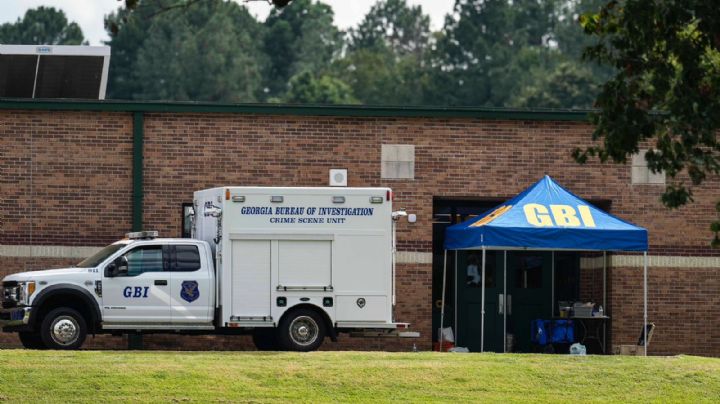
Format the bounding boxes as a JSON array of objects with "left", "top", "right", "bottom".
[
  {"left": 277, "top": 308, "right": 326, "bottom": 352},
  {"left": 40, "top": 307, "right": 87, "bottom": 350},
  {"left": 18, "top": 331, "right": 46, "bottom": 349}
]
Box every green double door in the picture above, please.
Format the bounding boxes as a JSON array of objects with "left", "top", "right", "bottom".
[{"left": 456, "top": 251, "right": 553, "bottom": 352}]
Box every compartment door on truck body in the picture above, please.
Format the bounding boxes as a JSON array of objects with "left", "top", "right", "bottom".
[
  {"left": 332, "top": 191, "right": 392, "bottom": 323},
  {"left": 333, "top": 232, "right": 391, "bottom": 322},
  {"left": 102, "top": 244, "right": 171, "bottom": 323},
  {"left": 278, "top": 239, "right": 332, "bottom": 288},
  {"left": 230, "top": 239, "right": 272, "bottom": 319},
  {"left": 167, "top": 244, "right": 213, "bottom": 324}
]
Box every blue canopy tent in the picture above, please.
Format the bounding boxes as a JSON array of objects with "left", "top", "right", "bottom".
[{"left": 439, "top": 176, "right": 649, "bottom": 354}]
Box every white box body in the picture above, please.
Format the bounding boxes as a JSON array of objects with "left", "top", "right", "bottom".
[{"left": 193, "top": 187, "right": 394, "bottom": 328}]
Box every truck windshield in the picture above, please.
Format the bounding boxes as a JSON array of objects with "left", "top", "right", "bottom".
[{"left": 76, "top": 244, "right": 125, "bottom": 268}]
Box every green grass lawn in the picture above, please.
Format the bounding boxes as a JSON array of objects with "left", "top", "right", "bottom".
[{"left": 0, "top": 351, "right": 718, "bottom": 403}]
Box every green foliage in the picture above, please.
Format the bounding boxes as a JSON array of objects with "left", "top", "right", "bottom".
[
  {"left": 349, "top": 0, "right": 430, "bottom": 57},
  {"left": 263, "top": 0, "right": 342, "bottom": 99},
  {"left": 337, "top": 0, "right": 431, "bottom": 105},
  {"left": 102, "top": 0, "right": 609, "bottom": 108},
  {"left": 101, "top": 0, "right": 610, "bottom": 107},
  {"left": 425, "top": 0, "right": 605, "bottom": 108},
  {"left": 283, "top": 71, "right": 358, "bottom": 104},
  {"left": 512, "top": 62, "right": 599, "bottom": 109},
  {"left": 575, "top": 0, "right": 720, "bottom": 243},
  {"left": 106, "top": 0, "right": 266, "bottom": 102},
  {"left": 0, "top": 6, "right": 85, "bottom": 45}
]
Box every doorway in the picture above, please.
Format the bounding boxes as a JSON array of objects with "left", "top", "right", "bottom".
[{"left": 453, "top": 250, "right": 555, "bottom": 352}]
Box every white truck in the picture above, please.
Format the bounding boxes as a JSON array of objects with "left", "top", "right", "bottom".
[{"left": 0, "top": 187, "right": 415, "bottom": 351}]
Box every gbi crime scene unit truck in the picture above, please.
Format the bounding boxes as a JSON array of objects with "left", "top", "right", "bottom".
[{"left": 0, "top": 187, "right": 416, "bottom": 351}]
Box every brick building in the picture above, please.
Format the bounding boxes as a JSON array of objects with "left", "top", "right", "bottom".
[{"left": 1, "top": 99, "right": 718, "bottom": 355}]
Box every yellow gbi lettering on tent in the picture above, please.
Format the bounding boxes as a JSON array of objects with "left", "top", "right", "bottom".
[{"left": 523, "top": 204, "right": 596, "bottom": 227}]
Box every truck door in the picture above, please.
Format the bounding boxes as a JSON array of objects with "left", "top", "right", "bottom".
[
  {"left": 102, "top": 245, "right": 171, "bottom": 323},
  {"left": 167, "top": 245, "right": 213, "bottom": 324}
]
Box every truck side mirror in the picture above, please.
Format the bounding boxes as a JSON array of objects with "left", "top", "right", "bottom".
[
  {"left": 104, "top": 261, "right": 117, "bottom": 277},
  {"left": 116, "top": 256, "right": 129, "bottom": 275},
  {"left": 104, "top": 256, "right": 129, "bottom": 277}
]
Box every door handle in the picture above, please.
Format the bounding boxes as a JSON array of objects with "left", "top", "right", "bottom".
[
  {"left": 155, "top": 280, "right": 168, "bottom": 286},
  {"left": 498, "top": 294, "right": 504, "bottom": 315}
]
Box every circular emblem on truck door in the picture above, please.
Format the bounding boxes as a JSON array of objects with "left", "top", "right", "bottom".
[{"left": 356, "top": 298, "right": 366, "bottom": 308}]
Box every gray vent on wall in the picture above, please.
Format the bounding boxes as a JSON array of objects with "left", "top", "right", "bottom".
[{"left": 0, "top": 45, "right": 110, "bottom": 99}]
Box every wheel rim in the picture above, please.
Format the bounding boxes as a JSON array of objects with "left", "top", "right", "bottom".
[
  {"left": 50, "top": 316, "right": 80, "bottom": 346},
  {"left": 289, "top": 316, "right": 319, "bottom": 347}
]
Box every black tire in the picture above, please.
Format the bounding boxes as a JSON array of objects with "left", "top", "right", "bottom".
[
  {"left": 252, "top": 328, "right": 279, "bottom": 351},
  {"left": 18, "top": 331, "right": 46, "bottom": 349},
  {"left": 40, "top": 307, "right": 87, "bottom": 350},
  {"left": 277, "top": 308, "right": 326, "bottom": 352}
]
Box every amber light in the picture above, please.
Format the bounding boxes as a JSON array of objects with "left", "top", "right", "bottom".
[{"left": 26, "top": 281, "right": 36, "bottom": 297}]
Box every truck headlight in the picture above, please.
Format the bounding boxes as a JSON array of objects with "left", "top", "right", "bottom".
[{"left": 17, "top": 281, "right": 36, "bottom": 305}]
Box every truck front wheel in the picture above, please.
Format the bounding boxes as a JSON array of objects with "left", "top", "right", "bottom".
[
  {"left": 40, "top": 307, "right": 87, "bottom": 350},
  {"left": 277, "top": 308, "right": 326, "bottom": 352},
  {"left": 18, "top": 331, "right": 46, "bottom": 349}
]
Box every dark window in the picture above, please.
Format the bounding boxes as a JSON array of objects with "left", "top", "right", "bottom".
[
  {"left": 463, "top": 251, "right": 496, "bottom": 288},
  {"left": 124, "top": 246, "right": 164, "bottom": 276},
  {"left": 173, "top": 245, "right": 201, "bottom": 272},
  {"left": 515, "top": 254, "right": 543, "bottom": 289}
]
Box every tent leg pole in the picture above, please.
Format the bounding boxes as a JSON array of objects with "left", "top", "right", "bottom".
[
  {"left": 503, "top": 250, "right": 507, "bottom": 353},
  {"left": 440, "top": 250, "right": 448, "bottom": 350},
  {"left": 481, "top": 248, "right": 486, "bottom": 353},
  {"left": 603, "top": 251, "right": 607, "bottom": 354},
  {"left": 643, "top": 251, "right": 648, "bottom": 357},
  {"left": 454, "top": 250, "right": 458, "bottom": 343},
  {"left": 551, "top": 251, "right": 555, "bottom": 317}
]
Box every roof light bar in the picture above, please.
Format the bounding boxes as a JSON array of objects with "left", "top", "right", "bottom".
[{"left": 126, "top": 231, "right": 159, "bottom": 240}]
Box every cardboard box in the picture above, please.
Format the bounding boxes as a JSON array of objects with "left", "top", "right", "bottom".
[{"left": 612, "top": 345, "right": 645, "bottom": 356}]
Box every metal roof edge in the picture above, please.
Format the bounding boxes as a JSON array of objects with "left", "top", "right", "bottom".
[{"left": 0, "top": 98, "right": 592, "bottom": 121}]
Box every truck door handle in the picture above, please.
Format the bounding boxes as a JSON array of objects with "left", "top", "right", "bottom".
[{"left": 155, "top": 280, "right": 168, "bottom": 286}]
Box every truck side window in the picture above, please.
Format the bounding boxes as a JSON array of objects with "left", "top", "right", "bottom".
[
  {"left": 124, "top": 246, "right": 164, "bottom": 276},
  {"left": 173, "top": 245, "right": 201, "bottom": 272}
]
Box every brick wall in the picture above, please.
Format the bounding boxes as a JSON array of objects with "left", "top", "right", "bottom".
[
  {"left": 1, "top": 108, "right": 718, "bottom": 354},
  {"left": 0, "top": 110, "right": 133, "bottom": 247},
  {"left": 610, "top": 265, "right": 720, "bottom": 356}
]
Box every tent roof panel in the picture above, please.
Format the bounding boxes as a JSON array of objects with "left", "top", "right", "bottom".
[{"left": 445, "top": 176, "right": 648, "bottom": 251}]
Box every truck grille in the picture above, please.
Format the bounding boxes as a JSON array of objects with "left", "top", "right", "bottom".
[{"left": 1, "top": 281, "right": 18, "bottom": 308}]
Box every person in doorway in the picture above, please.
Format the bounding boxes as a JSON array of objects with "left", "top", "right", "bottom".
[{"left": 466, "top": 254, "right": 481, "bottom": 286}]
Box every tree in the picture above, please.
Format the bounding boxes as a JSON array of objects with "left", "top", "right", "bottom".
[
  {"left": 106, "top": 0, "right": 266, "bottom": 102},
  {"left": 426, "top": 0, "right": 563, "bottom": 107},
  {"left": 349, "top": 0, "right": 431, "bottom": 58},
  {"left": 512, "top": 62, "right": 598, "bottom": 109},
  {"left": 575, "top": 1, "right": 720, "bottom": 245},
  {"left": 283, "top": 71, "right": 358, "bottom": 104},
  {"left": 338, "top": 0, "right": 431, "bottom": 105},
  {"left": 262, "top": 0, "right": 342, "bottom": 99},
  {"left": 0, "top": 6, "right": 85, "bottom": 45}
]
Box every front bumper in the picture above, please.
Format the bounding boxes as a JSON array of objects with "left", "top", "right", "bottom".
[{"left": 0, "top": 306, "right": 31, "bottom": 329}]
